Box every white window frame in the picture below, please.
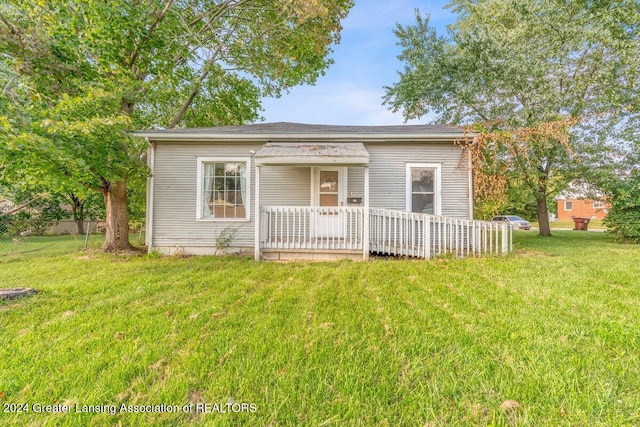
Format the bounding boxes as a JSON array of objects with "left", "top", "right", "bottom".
[
  {"left": 196, "top": 157, "right": 251, "bottom": 221},
  {"left": 593, "top": 200, "right": 605, "bottom": 209},
  {"left": 564, "top": 200, "right": 573, "bottom": 211},
  {"left": 406, "top": 163, "right": 442, "bottom": 215}
]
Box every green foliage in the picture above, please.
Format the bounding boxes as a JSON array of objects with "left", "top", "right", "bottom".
[
  {"left": 68, "top": 191, "right": 104, "bottom": 222},
  {"left": 125, "top": 171, "right": 146, "bottom": 224},
  {"left": 0, "top": 0, "right": 353, "bottom": 249},
  {"left": 475, "top": 178, "right": 540, "bottom": 221},
  {"left": 386, "top": 1, "right": 640, "bottom": 125},
  {"left": 385, "top": 0, "right": 640, "bottom": 234},
  {"left": 604, "top": 171, "right": 640, "bottom": 243},
  {"left": 215, "top": 226, "right": 239, "bottom": 253},
  {"left": 0, "top": 174, "right": 105, "bottom": 237},
  {"left": 0, "top": 189, "right": 69, "bottom": 237},
  {"left": 0, "top": 0, "right": 353, "bottom": 131}
]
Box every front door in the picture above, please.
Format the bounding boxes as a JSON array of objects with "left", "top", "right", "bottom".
[{"left": 313, "top": 168, "right": 346, "bottom": 238}]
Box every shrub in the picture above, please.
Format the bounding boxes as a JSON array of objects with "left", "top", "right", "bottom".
[{"left": 604, "top": 171, "right": 640, "bottom": 243}]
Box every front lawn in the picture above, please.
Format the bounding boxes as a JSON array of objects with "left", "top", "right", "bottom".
[
  {"left": 1, "top": 232, "right": 639, "bottom": 426},
  {"left": 532, "top": 219, "right": 607, "bottom": 229}
]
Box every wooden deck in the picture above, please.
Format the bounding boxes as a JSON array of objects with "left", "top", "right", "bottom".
[{"left": 258, "top": 206, "right": 511, "bottom": 260}]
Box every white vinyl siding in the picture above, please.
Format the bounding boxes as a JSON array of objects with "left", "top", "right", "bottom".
[
  {"left": 149, "top": 140, "right": 471, "bottom": 254},
  {"left": 260, "top": 166, "right": 311, "bottom": 206},
  {"left": 152, "top": 144, "right": 261, "bottom": 253},
  {"left": 347, "top": 167, "right": 365, "bottom": 205},
  {"left": 366, "top": 143, "right": 470, "bottom": 218}
]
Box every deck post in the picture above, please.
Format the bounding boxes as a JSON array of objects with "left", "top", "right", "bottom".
[
  {"left": 363, "top": 166, "right": 370, "bottom": 260},
  {"left": 501, "top": 222, "right": 509, "bottom": 255},
  {"left": 510, "top": 226, "right": 513, "bottom": 252},
  {"left": 254, "top": 165, "right": 261, "bottom": 260},
  {"left": 424, "top": 215, "right": 430, "bottom": 259}
]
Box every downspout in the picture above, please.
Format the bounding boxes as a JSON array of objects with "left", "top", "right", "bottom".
[
  {"left": 468, "top": 153, "right": 474, "bottom": 219},
  {"left": 363, "top": 166, "right": 369, "bottom": 261},
  {"left": 254, "top": 165, "right": 261, "bottom": 260},
  {"left": 145, "top": 139, "right": 156, "bottom": 253}
]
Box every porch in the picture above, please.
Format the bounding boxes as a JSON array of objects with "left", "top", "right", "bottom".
[
  {"left": 251, "top": 139, "right": 509, "bottom": 261},
  {"left": 256, "top": 206, "right": 512, "bottom": 260}
]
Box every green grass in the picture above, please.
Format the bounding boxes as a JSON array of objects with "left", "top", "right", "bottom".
[
  {"left": 0, "top": 235, "right": 108, "bottom": 259},
  {"left": 531, "top": 219, "right": 606, "bottom": 229},
  {"left": 1, "top": 232, "right": 639, "bottom": 426},
  {"left": 0, "top": 234, "right": 142, "bottom": 259}
]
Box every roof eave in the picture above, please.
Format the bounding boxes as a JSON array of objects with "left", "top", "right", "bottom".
[{"left": 131, "top": 131, "right": 470, "bottom": 142}]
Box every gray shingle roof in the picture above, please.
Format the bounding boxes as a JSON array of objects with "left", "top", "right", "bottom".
[
  {"left": 132, "top": 122, "right": 467, "bottom": 142},
  {"left": 141, "top": 122, "right": 461, "bottom": 134}
]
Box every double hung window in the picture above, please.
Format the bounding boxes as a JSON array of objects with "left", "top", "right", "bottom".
[
  {"left": 197, "top": 158, "right": 250, "bottom": 220},
  {"left": 406, "top": 163, "right": 441, "bottom": 215}
]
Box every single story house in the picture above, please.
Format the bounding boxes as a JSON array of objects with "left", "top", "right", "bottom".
[{"left": 135, "top": 122, "right": 511, "bottom": 260}]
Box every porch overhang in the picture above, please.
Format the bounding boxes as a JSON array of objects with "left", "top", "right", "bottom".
[{"left": 253, "top": 142, "right": 369, "bottom": 166}]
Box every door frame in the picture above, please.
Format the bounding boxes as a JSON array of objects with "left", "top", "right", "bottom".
[
  {"left": 310, "top": 167, "right": 348, "bottom": 207},
  {"left": 310, "top": 167, "right": 348, "bottom": 238}
]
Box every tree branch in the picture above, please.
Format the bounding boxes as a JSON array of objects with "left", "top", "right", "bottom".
[
  {"left": 128, "top": 0, "right": 175, "bottom": 70},
  {"left": 167, "top": 13, "right": 243, "bottom": 128},
  {"left": 170, "top": 1, "right": 253, "bottom": 68},
  {"left": 0, "top": 195, "right": 44, "bottom": 217},
  {"left": 167, "top": 67, "right": 210, "bottom": 128},
  {"left": 0, "top": 11, "right": 21, "bottom": 39},
  {"left": 188, "top": 0, "right": 252, "bottom": 27}
]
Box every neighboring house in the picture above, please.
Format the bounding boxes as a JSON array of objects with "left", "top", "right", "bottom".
[
  {"left": 135, "top": 122, "right": 511, "bottom": 260},
  {"left": 556, "top": 197, "right": 610, "bottom": 221},
  {"left": 555, "top": 182, "right": 610, "bottom": 221}
]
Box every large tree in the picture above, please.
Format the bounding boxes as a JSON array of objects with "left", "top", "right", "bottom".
[
  {"left": 384, "top": 0, "right": 640, "bottom": 235},
  {"left": 0, "top": 0, "right": 352, "bottom": 250}
]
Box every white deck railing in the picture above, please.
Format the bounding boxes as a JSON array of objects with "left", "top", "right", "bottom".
[
  {"left": 368, "top": 207, "right": 512, "bottom": 258},
  {"left": 258, "top": 206, "right": 511, "bottom": 258},
  {"left": 260, "top": 206, "right": 365, "bottom": 251}
]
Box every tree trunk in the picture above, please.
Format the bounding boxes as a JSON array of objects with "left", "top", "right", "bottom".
[
  {"left": 69, "top": 194, "right": 85, "bottom": 236},
  {"left": 536, "top": 196, "right": 552, "bottom": 236},
  {"left": 535, "top": 164, "right": 553, "bottom": 236},
  {"left": 101, "top": 180, "right": 134, "bottom": 251},
  {"left": 74, "top": 218, "right": 85, "bottom": 236}
]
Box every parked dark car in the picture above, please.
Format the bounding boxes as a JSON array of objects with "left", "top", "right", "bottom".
[{"left": 491, "top": 215, "right": 532, "bottom": 230}]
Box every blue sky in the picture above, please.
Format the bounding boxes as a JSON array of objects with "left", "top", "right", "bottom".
[{"left": 258, "top": 0, "right": 455, "bottom": 126}]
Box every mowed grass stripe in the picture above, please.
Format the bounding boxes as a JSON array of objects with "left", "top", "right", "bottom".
[{"left": 1, "top": 231, "right": 639, "bottom": 425}]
